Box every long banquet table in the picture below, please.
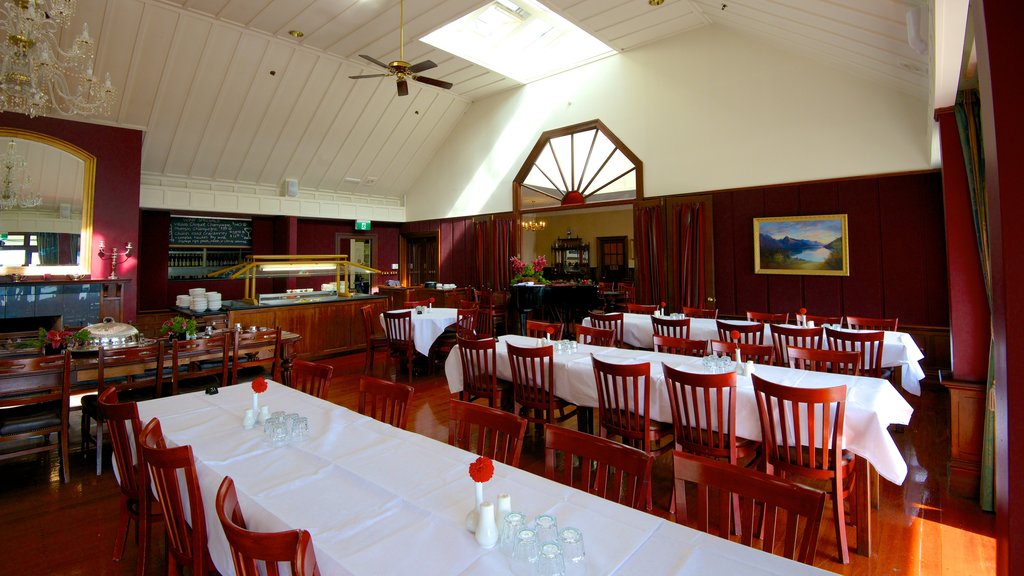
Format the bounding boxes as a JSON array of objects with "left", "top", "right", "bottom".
[
  {"left": 581, "top": 314, "right": 927, "bottom": 394},
  {"left": 138, "top": 382, "right": 831, "bottom": 576}
]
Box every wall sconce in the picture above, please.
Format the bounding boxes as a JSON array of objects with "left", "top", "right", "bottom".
[{"left": 97, "top": 240, "right": 133, "bottom": 280}]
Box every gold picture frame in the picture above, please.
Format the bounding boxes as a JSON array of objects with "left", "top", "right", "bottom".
[{"left": 754, "top": 214, "right": 849, "bottom": 276}]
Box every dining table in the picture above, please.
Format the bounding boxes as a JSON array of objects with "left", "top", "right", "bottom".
[
  {"left": 580, "top": 314, "right": 927, "bottom": 394},
  {"left": 445, "top": 334, "right": 915, "bottom": 557},
  {"left": 137, "top": 381, "right": 833, "bottom": 576},
  {"left": 381, "top": 307, "right": 459, "bottom": 356}
]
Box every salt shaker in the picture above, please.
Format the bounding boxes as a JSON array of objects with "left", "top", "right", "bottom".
[
  {"left": 746, "top": 360, "right": 756, "bottom": 376},
  {"left": 496, "top": 493, "right": 512, "bottom": 525},
  {"left": 242, "top": 409, "right": 256, "bottom": 430},
  {"left": 475, "top": 502, "right": 499, "bottom": 549},
  {"left": 258, "top": 405, "right": 270, "bottom": 424}
]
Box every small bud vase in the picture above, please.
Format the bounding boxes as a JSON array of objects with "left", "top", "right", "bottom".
[{"left": 465, "top": 481, "right": 484, "bottom": 533}]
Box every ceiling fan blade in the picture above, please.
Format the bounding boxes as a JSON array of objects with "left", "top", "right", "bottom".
[
  {"left": 349, "top": 74, "right": 388, "bottom": 79},
  {"left": 414, "top": 75, "right": 453, "bottom": 90},
  {"left": 407, "top": 60, "right": 437, "bottom": 74},
  {"left": 359, "top": 54, "right": 390, "bottom": 69},
  {"left": 397, "top": 79, "right": 409, "bottom": 97}
]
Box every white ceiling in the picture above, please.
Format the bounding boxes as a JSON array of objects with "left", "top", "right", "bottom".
[{"left": 55, "top": 0, "right": 931, "bottom": 204}]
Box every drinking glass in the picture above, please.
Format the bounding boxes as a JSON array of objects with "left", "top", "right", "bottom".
[
  {"left": 290, "top": 416, "right": 309, "bottom": 441},
  {"left": 263, "top": 416, "right": 282, "bottom": 442},
  {"left": 536, "top": 543, "right": 566, "bottom": 576},
  {"left": 534, "top": 514, "right": 558, "bottom": 544},
  {"left": 559, "top": 528, "right": 586, "bottom": 576},
  {"left": 510, "top": 529, "right": 540, "bottom": 576},
  {"left": 270, "top": 420, "right": 289, "bottom": 447},
  {"left": 500, "top": 512, "right": 526, "bottom": 557}
]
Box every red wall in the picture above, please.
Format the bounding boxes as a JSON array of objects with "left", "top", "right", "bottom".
[
  {"left": 712, "top": 171, "right": 949, "bottom": 327},
  {"left": 401, "top": 217, "right": 476, "bottom": 288},
  {"left": 1, "top": 114, "right": 143, "bottom": 321}
]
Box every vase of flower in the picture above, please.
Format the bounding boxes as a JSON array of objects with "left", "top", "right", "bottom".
[
  {"left": 466, "top": 481, "right": 485, "bottom": 533},
  {"left": 465, "top": 456, "right": 494, "bottom": 533}
]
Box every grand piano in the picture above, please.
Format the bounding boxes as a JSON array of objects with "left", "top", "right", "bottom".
[{"left": 509, "top": 283, "right": 600, "bottom": 337}]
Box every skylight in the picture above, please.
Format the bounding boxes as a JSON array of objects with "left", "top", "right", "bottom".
[{"left": 421, "top": 0, "right": 615, "bottom": 84}]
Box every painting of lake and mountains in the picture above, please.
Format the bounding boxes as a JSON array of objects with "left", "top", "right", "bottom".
[{"left": 754, "top": 214, "right": 849, "bottom": 276}]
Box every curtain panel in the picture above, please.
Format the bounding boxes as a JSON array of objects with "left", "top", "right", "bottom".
[
  {"left": 634, "top": 203, "right": 665, "bottom": 306},
  {"left": 670, "top": 201, "right": 706, "bottom": 310},
  {"left": 493, "top": 216, "right": 515, "bottom": 289},
  {"left": 473, "top": 219, "right": 489, "bottom": 289}
]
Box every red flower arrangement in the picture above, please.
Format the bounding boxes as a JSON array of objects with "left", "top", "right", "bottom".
[
  {"left": 660, "top": 301, "right": 667, "bottom": 309},
  {"left": 468, "top": 456, "right": 494, "bottom": 483},
  {"left": 251, "top": 376, "right": 268, "bottom": 394},
  {"left": 545, "top": 327, "right": 554, "bottom": 335},
  {"left": 798, "top": 307, "right": 807, "bottom": 315},
  {"left": 730, "top": 330, "right": 740, "bottom": 340},
  {"left": 429, "top": 297, "right": 435, "bottom": 304}
]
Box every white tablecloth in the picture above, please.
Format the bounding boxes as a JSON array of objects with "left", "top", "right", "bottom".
[
  {"left": 138, "top": 383, "right": 830, "bottom": 576},
  {"left": 446, "top": 335, "right": 913, "bottom": 485},
  {"left": 381, "top": 307, "right": 458, "bottom": 356},
  {"left": 582, "top": 315, "right": 927, "bottom": 395}
]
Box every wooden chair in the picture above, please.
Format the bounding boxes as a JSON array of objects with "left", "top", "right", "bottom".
[
  {"left": 382, "top": 310, "right": 416, "bottom": 384},
  {"left": 716, "top": 320, "right": 765, "bottom": 345},
  {"left": 80, "top": 341, "right": 165, "bottom": 475},
  {"left": 805, "top": 314, "right": 842, "bottom": 327},
  {"left": 617, "top": 282, "right": 635, "bottom": 308},
  {"left": 525, "top": 320, "right": 564, "bottom": 341},
  {"left": 403, "top": 299, "right": 431, "bottom": 308},
  {"left": 589, "top": 312, "right": 624, "bottom": 347},
  {"left": 576, "top": 325, "right": 614, "bottom": 347},
  {"left": 361, "top": 305, "right": 388, "bottom": 373},
  {"left": 0, "top": 353, "right": 72, "bottom": 483},
  {"left": 139, "top": 417, "right": 215, "bottom": 575},
  {"left": 788, "top": 346, "right": 861, "bottom": 376},
  {"left": 429, "top": 307, "right": 477, "bottom": 372},
  {"left": 456, "top": 336, "right": 503, "bottom": 408},
  {"left": 626, "top": 303, "right": 658, "bottom": 315},
  {"left": 98, "top": 387, "right": 161, "bottom": 570},
  {"left": 672, "top": 451, "right": 825, "bottom": 565},
  {"left": 170, "top": 332, "right": 231, "bottom": 395},
  {"left": 216, "top": 476, "right": 321, "bottom": 576},
  {"left": 358, "top": 376, "right": 414, "bottom": 429},
  {"left": 747, "top": 311, "right": 789, "bottom": 324},
  {"left": 653, "top": 335, "right": 707, "bottom": 357},
  {"left": 287, "top": 359, "right": 333, "bottom": 399},
  {"left": 597, "top": 281, "right": 616, "bottom": 294},
  {"left": 506, "top": 342, "right": 578, "bottom": 434},
  {"left": 474, "top": 288, "right": 507, "bottom": 337},
  {"left": 769, "top": 324, "right": 823, "bottom": 368},
  {"left": 448, "top": 399, "right": 527, "bottom": 467},
  {"left": 845, "top": 315, "right": 899, "bottom": 331},
  {"left": 231, "top": 327, "right": 282, "bottom": 385},
  {"left": 709, "top": 340, "right": 775, "bottom": 364},
  {"left": 651, "top": 315, "right": 691, "bottom": 339},
  {"left": 752, "top": 374, "right": 857, "bottom": 564},
  {"left": 682, "top": 306, "right": 718, "bottom": 319},
  {"left": 457, "top": 299, "right": 477, "bottom": 310},
  {"left": 544, "top": 425, "right": 653, "bottom": 510},
  {"left": 824, "top": 326, "right": 885, "bottom": 378}
]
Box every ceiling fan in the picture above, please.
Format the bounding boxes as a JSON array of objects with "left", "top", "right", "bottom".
[{"left": 348, "top": 0, "right": 454, "bottom": 96}]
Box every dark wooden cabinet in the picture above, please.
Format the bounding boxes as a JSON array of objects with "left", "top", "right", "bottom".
[{"left": 942, "top": 377, "right": 986, "bottom": 498}]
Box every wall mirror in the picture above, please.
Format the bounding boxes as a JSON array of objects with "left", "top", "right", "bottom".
[{"left": 0, "top": 128, "right": 94, "bottom": 275}]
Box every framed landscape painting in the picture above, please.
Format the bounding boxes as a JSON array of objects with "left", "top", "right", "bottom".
[{"left": 754, "top": 214, "right": 849, "bottom": 276}]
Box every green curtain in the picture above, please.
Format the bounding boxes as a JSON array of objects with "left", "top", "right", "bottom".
[
  {"left": 37, "top": 233, "right": 60, "bottom": 265},
  {"left": 954, "top": 89, "right": 995, "bottom": 512}
]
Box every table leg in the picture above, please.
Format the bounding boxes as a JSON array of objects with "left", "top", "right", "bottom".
[
  {"left": 280, "top": 339, "right": 296, "bottom": 387},
  {"left": 577, "top": 407, "right": 594, "bottom": 435},
  {"left": 855, "top": 456, "right": 872, "bottom": 556},
  {"left": 872, "top": 466, "right": 880, "bottom": 509}
]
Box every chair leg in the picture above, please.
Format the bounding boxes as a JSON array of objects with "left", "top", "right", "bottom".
[
  {"left": 59, "top": 429, "right": 69, "bottom": 483},
  {"left": 80, "top": 410, "right": 89, "bottom": 455},
  {"left": 113, "top": 495, "right": 131, "bottom": 561},
  {"left": 95, "top": 421, "right": 104, "bottom": 476},
  {"left": 833, "top": 477, "right": 851, "bottom": 564}
]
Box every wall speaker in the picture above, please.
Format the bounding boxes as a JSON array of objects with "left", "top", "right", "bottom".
[
  {"left": 281, "top": 178, "right": 299, "bottom": 197},
  {"left": 59, "top": 202, "right": 71, "bottom": 219}
]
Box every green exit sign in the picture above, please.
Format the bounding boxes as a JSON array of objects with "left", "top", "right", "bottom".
[{"left": 355, "top": 220, "right": 372, "bottom": 231}]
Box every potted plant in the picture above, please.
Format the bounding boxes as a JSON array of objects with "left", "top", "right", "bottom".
[
  {"left": 22, "top": 328, "right": 91, "bottom": 354},
  {"left": 510, "top": 255, "right": 549, "bottom": 285},
  {"left": 160, "top": 316, "right": 198, "bottom": 340}
]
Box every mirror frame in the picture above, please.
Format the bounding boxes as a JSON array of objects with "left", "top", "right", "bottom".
[{"left": 0, "top": 127, "right": 95, "bottom": 275}]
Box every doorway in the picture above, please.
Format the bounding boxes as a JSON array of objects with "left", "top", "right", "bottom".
[
  {"left": 597, "top": 236, "right": 628, "bottom": 282},
  {"left": 401, "top": 232, "right": 439, "bottom": 287}
]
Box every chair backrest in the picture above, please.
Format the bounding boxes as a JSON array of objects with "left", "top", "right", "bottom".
[
  {"left": 598, "top": 281, "right": 615, "bottom": 294},
  {"left": 403, "top": 299, "right": 431, "bottom": 308},
  {"left": 382, "top": 310, "right": 414, "bottom": 348},
  {"left": 361, "top": 305, "right": 385, "bottom": 340},
  {"left": 805, "top": 314, "right": 842, "bottom": 327},
  {"left": 457, "top": 299, "right": 477, "bottom": 310},
  {"left": 544, "top": 425, "right": 653, "bottom": 510},
  {"left": 525, "top": 320, "right": 564, "bottom": 341},
  {"left": 457, "top": 336, "right": 500, "bottom": 407},
  {"left": 747, "top": 311, "right": 789, "bottom": 324},
  {"left": 0, "top": 353, "right": 72, "bottom": 481},
  {"left": 454, "top": 308, "right": 478, "bottom": 340},
  {"left": 673, "top": 451, "right": 825, "bottom": 565},
  {"left": 752, "top": 374, "right": 847, "bottom": 479},
  {"left": 682, "top": 306, "right": 718, "bottom": 319},
  {"left": 95, "top": 340, "right": 165, "bottom": 395},
  {"left": 98, "top": 387, "right": 142, "bottom": 501},
  {"left": 171, "top": 332, "right": 231, "bottom": 392},
  {"left": 358, "top": 376, "right": 414, "bottom": 429},
  {"left": 651, "top": 315, "right": 691, "bottom": 339},
  {"left": 709, "top": 341, "right": 775, "bottom": 364},
  {"left": 716, "top": 320, "right": 765, "bottom": 345},
  {"left": 232, "top": 327, "right": 282, "bottom": 385},
  {"left": 288, "top": 359, "right": 333, "bottom": 399},
  {"left": 448, "top": 399, "right": 527, "bottom": 467},
  {"left": 824, "top": 326, "right": 884, "bottom": 377},
  {"left": 216, "top": 477, "right": 320, "bottom": 576},
  {"left": 139, "top": 417, "right": 207, "bottom": 575},
  {"left": 576, "top": 325, "right": 614, "bottom": 347},
  {"left": 663, "top": 365, "right": 740, "bottom": 461},
  {"left": 769, "top": 325, "right": 823, "bottom": 368},
  {"left": 626, "top": 303, "right": 658, "bottom": 315},
  {"left": 591, "top": 355, "right": 653, "bottom": 452},
  {"left": 506, "top": 342, "right": 558, "bottom": 416},
  {"left": 618, "top": 283, "right": 635, "bottom": 303},
  {"left": 653, "top": 335, "right": 707, "bottom": 357},
  {"left": 787, "top": 346, "right": 861, "bottom": 376},
  {"left": 589, "top": 312, "right": 624, "bottom": 347},
  {"left": 845, "top": 315, "right": 899, "bottom": 331}
]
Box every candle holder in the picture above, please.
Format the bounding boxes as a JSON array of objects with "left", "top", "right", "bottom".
[{"left": 97, "top": 240, "right": 133, "bottom": 280}]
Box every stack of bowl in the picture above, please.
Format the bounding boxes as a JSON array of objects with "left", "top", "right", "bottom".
[
  {"left": 206, "top": 291, "right": 222, "bottom": 311},
  {"left": 175, "top": 294, "right": 191, "bottom": 308},
  {"left": 189, "top": 288, "right": 208, "bottom": 312}
]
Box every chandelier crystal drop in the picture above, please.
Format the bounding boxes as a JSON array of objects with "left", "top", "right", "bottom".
[
  {"left": 0, "top": 139, "right": 39, "bottom": 209},
  {"left": 0, "top": 0, "right": 116, "bottom": 117}
]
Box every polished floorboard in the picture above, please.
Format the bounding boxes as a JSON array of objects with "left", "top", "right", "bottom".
[{"left": 0, "top": 352, "right": 995, "bottom": 575}]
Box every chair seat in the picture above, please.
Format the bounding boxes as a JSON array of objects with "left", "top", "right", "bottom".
[
  {"left": 602, "top": 412, "right": 674, "bottom": 447},
  {"left": 0, "top": 404, "right": 61, "bottom": 436}
]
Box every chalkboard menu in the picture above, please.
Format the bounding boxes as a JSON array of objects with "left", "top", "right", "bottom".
[{"left": 169, "top": 217, "right": 252, "bottom": 247}]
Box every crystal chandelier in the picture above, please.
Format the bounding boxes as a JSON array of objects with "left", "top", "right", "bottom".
[
  {"left": 0, "top": 139, "right": 39, "bottom": 209},
  {"left": 521, "top": 218, "right": 546, "bottom": 232},
  {"left": 0, "top": 0, "right": 116, "bottom": 117}
]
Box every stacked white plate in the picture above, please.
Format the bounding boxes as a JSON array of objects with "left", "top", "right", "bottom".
[
  {"left": 188, "top": 288, "right": 207, "bottom": 298},
  {"left": 175, "top": 294, "right": 191, "bottom": 308},
  {"left": 190, "top": 295, "right": 208, "bottom": 312},
  {"left": 206, "top": 291, "right": 222, "bottom": 311}
]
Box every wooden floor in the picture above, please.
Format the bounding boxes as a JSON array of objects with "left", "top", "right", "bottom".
[{"left": 0, "top": 353, "right": 995, "bottom": 575}]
